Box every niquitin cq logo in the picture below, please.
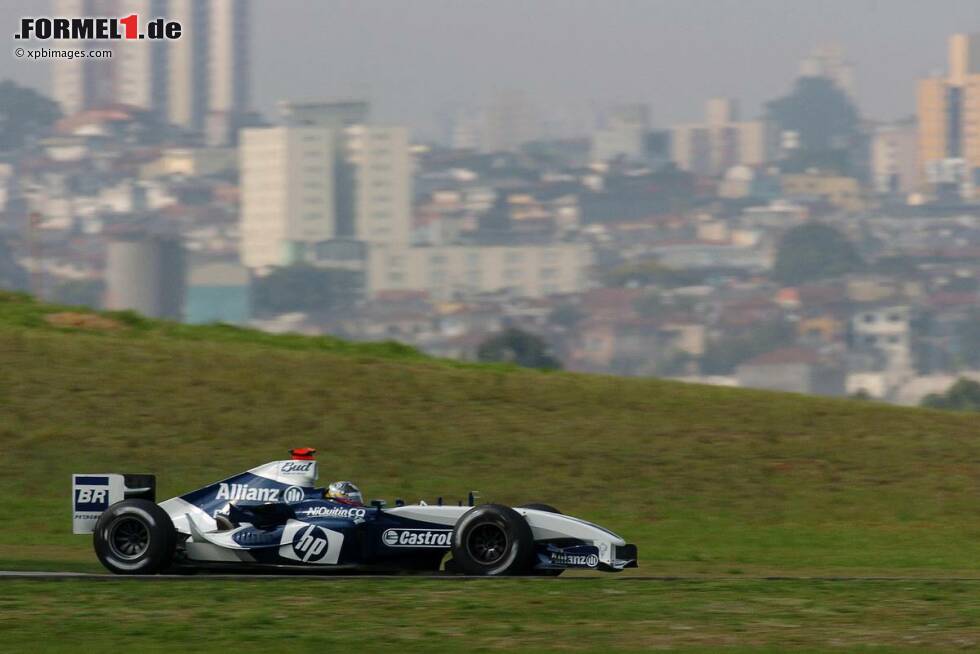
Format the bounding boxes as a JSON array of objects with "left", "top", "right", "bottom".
[{"left": 15, "top": 15, "right": 181, "bottom": 41}]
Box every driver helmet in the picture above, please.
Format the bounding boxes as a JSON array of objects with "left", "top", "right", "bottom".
[{"left": 327, "top": 481, "right": 364, "bottom": 506}]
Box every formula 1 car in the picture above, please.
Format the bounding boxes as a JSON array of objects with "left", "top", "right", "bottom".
[{"left": 72, "top": 449, "right": 638, "bottom": 575}]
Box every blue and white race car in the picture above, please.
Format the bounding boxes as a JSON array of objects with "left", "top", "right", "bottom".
[{"left": 72, "top": 449, "right": 638, "bottom": 576}]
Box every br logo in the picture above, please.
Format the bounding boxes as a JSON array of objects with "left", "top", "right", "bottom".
[{"left": 292, "top": 525, "right": 329, "bottom": 562}]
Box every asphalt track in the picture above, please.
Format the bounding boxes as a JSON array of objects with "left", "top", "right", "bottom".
[{"left": 5, "top": 571, "right": 980, "bottom": 581}]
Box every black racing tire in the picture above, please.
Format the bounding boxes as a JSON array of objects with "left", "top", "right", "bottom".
[
  {"left": 450, "top": 504, "right": 535, "bottom": 576},
  {"left": 517, "top": 503, "right": 564, "bottom": 576},
  {"left": 517, "top": 503, "right": 561, "bottom": 514},
  {"left": 93, "top": 499, "right": 177, "bottom": 575}
]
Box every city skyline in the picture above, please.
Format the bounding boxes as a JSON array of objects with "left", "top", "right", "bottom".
[{"left": 1, "top": 0, "right": 979, "bottom": 138}]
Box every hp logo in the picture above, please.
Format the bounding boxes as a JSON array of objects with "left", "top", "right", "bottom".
[{"left": 292, "top": 525, "right": 329, "bottom": 562}]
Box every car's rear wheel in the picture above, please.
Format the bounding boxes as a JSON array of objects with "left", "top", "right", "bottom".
[
  {"left": 450, "top": 504, "right": 535, "bottom": 576},
  {"left": 93, "top": 499, "right": 176, "bottom": 575}
]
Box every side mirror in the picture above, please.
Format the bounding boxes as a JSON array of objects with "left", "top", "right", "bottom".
[{"left": 370, "top": 499, "right": 387, "bottom": 510}]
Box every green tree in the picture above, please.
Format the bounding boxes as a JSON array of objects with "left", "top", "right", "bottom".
[
  {"left": 772, "top": 223, "right": 863, "bottom": 285},
  {"left": 0, "top": 80, "right": 62, "bottom": 151},
  {"left": 602, "top": 259, "right": 701, "bottom": 288},
  {"left": 700, "top": 320, "right": 795, "bottom": 375},
  {"left": 922, "top": 379, "right": 980, "bottom": 412},
  {"left": 477, "top": 328, "right": 562, "bottom": 370},
  {"left": 548, "top": 303, "right": 585, "bottom": 328},
  {"left": 956, "top": 310, "right": 980, "bottom": 368},
  {"left": 0, "top": 238, "right": 28, "bottom": 291},
  {"left": 52, "top": 279, "right": 104, "bottom": 309},
  {"left": 252, "top": 265, "right": 361, "bottom": 316}
]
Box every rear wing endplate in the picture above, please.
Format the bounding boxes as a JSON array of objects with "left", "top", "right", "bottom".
[{"left": 72, "top": 473, "right": 156, "bottom": 534}]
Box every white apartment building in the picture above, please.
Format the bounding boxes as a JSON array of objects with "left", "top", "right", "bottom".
[
  {"left": 345, "top": 125, "right": 413, "bottom": 246},
  {"left": 672, "top": 98, "right": 768, "bottom": 177},
  {"left": 366, "top": 242, "right": 593, "bottom": 300},
  {"left": 871, "top": 120, "right": 919, "bottom": 194},
  {"left": 852, "top": 305, "right": 913, "bottom": 371},
  {"left": 240, "top": 127, "right": 335, "bottom": 268},
  {"left": 591, "top": 104, "right": 650, "bottom": 163}
]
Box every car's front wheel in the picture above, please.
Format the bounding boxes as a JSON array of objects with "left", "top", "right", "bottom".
[
  {"left": 93, "top": 499, "right": 176, "bottom": 575},
  {"left": 450, "top": 504, "right": 535, "bottom": 576}
]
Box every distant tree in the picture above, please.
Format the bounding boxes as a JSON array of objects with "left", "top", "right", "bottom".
[
  {"left": 922, "top": 379, "right": 980, "bottom": 412},
  {"left": 766, "top": 77, "right": 860, "bottom": 155},
  {"left": 52, "top": 279, "right": 104, "bottom": 309},
  {"left": 0, "top": 238, "right": 28, "bottom": 291},
  {"left": 700, "top": 320, "right": 795, "bottom": 375},
  {"left": 548, "top": 303, "right": 585, "bottom": 328},
  {"left": 477, "top": 328, "right": 562, "bottom": 370},
  {"left": 252, "top": 265, "right": 361, "bottom": 316},
  {"left": 956, "top": 311, "right": 980, "bottom": 369},
  {"left": 602, "top": 259, "right": 702, "bottom": 288},
  {"left": 0, "top": 80, "right": 62, "bottom": 151},
  {"left": 772, "top": 223, "right": 863, "bottom": 285}
]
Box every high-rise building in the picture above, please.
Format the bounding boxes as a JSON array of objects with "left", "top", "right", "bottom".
[
  {"left": 345, "top": 125, "right": 413, "bottom": 246},
  {"left": 206, "top": 0, "right": 250, "bottom": 145},
  {"left": 280, "top": 100, "right": 370, "bottom": 237},
  {"left": 50, "top": 0, "right": 249, "bottom": 140},
  {"left": 51, "top": 0, "right": 108, "bottom": 115},
  {"left": 871, "top": 119, "right": 918, "bottom": 194},
  {"left": 917, "top": 33, "right": 980, "bottom": 185},
  {"left": 240, "top": 127, "right": 335, "bottom": 269},
  {"left": 799, "top": 44, "right": 856, "bottom": 101},
  {"left": 672, "top": 98, "right": 768, "bottom": 177},
  {"left": 167, "top": 0, "right": 209, "bottom": 131},
  {"left": 480, "top": 91, "right": 536, "bottom": 153},
  {"left": 590, "top": 104, "right": 650, "bottom": 163},
  {"left": 114, "top": 0, "right": 169, "bottom": 113}
]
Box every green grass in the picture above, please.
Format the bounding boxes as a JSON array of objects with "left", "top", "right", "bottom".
[
  {"left": 0, "top": 290, "right": 979, "bottom": 574},
  {"left": 3, "top": 291, "right": 980, "bottom": 650},
  {"left": 2, "top": 578, "right": 980, "bottom": 652}
]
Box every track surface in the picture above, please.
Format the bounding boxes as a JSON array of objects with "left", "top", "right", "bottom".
[{"left": 5, "top": 571, "right": 980, "bottom": 581}]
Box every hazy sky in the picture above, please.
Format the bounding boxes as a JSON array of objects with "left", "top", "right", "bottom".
[{"left": 2, "top": 0, "right": 978, "bottom": 138}]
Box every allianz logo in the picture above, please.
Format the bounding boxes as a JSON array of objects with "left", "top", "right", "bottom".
[
  {"left": 382, "top": 529, "right": 452, "bottom": 547},
  {"left": 550, "top": 552, "right": 600, "bottom": 567},
  {"left": 215, "top": 483, "right": 305, "bottom": 503}
]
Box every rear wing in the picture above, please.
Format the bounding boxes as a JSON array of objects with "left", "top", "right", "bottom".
[{"left": 72, "top": 473, "right": 156, "bottom": 534}]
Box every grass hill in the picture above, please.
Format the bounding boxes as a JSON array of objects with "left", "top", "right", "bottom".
[{"left": 1, "top": 290, "right": 979, "bottom": 574}]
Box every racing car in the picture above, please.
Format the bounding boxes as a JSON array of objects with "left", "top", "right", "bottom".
[{"left": 72, "top": 448, "right": 638, "bottom": 575}]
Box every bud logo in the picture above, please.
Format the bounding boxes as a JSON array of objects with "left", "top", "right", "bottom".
[
  {"left": 15, "top": 15, "right": 181, "bottom": 41},
  {"left": 549, "top": 552, "right": 600, "bottom": 568},
  {"left": 292, "top": 525, "right": 329, "bottom": 563},
  {"left": 304, "top": 506, "right": 366, "bottom": 519},
  {"left": 382, "top": 529, "right": 452, "bottom": 548},
  {"left": 280, "top": 461, "right": 315, "bottom": 475}
]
